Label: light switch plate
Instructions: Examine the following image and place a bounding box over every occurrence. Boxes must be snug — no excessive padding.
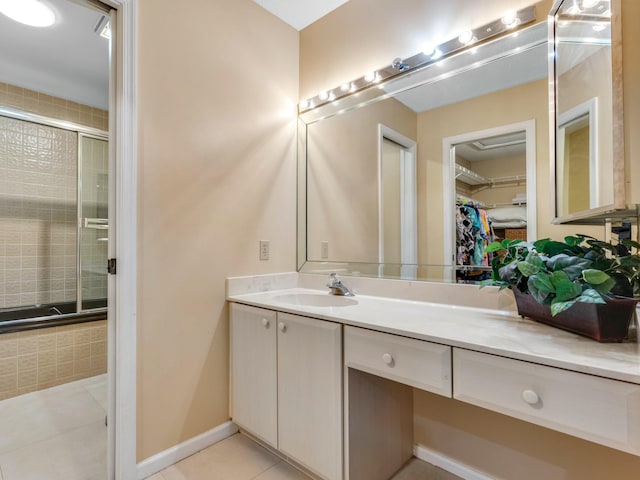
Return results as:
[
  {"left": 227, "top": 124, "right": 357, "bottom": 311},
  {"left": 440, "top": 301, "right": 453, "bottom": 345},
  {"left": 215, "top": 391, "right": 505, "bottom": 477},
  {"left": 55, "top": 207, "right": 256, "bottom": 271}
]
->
[{"left": 260, "top": 240, "right": 270, "bottom": 261}]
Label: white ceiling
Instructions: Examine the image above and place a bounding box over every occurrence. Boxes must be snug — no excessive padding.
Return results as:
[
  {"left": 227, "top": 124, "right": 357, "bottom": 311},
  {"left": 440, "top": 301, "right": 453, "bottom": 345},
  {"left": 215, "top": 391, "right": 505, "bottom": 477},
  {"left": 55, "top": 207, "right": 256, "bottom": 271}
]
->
[
  {"left": 0, "top": 0, "right": 110, "bottom": 110},
  {"left": 252, "top": 0, "right": 350, "bottom": 30}
]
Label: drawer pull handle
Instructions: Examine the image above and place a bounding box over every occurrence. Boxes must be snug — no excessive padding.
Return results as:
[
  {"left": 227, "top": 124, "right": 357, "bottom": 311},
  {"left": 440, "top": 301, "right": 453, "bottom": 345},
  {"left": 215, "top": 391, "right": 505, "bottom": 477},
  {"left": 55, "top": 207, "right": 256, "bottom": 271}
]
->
[
  {"left": 261, "top": 318, "right": 270, "bottom": 328},
  {"left": 522, "top": 389, "right": 539, "bottom": 405},
  {"left": 278, "top": 322, "right": 286, "bottom": 332},
  {"left": 382, "top": 353, "right": 394, "bottom": 366}
]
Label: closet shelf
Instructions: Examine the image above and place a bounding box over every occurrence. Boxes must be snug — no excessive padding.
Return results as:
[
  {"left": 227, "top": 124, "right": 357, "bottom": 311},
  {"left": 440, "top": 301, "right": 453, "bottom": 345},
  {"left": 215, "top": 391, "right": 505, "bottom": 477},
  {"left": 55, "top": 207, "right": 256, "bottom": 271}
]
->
[
  {"left": 455, "top": 164, "right": 526, "bottom": 189},
  {"left": 455, "top": 164, "right": 488, "bottom": 185}
]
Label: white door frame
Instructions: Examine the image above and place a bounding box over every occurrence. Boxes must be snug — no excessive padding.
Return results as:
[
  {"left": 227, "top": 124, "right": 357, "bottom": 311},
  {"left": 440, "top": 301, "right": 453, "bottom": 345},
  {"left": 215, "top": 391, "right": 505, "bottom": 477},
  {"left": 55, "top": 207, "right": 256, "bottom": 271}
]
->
[
  {"left": 378, "top": 125, "right": 418, "bottom": 278},
  {"left": 442, "top": 120, "right": 537, "bottom": 278},
  {"left": 103, "top": 0, "right": 137, "bottom": 479}
]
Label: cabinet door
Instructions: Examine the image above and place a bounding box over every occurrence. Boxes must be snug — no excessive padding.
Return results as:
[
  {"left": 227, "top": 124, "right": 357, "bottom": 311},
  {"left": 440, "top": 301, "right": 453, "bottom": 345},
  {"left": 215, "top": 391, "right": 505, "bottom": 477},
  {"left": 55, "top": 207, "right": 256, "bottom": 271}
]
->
[
  {"left": 229, "top": 303, "right": 277, "bottom": 447},
  {"left": 277, "top": 313, "right": 342, "bottom": 480}
]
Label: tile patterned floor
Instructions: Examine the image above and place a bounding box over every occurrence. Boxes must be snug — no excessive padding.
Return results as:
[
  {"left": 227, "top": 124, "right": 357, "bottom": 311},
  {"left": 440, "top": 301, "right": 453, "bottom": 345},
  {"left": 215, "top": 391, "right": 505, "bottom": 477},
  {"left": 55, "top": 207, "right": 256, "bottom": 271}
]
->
[
  {"left": 146, "top": 433, "right": 463, "bottom": 480},
  {"left": 0, "top": 374, "right": 461, "bottom": 480},
  {"left": 0, "top": 374, "right": 107, "bottom": 480}
]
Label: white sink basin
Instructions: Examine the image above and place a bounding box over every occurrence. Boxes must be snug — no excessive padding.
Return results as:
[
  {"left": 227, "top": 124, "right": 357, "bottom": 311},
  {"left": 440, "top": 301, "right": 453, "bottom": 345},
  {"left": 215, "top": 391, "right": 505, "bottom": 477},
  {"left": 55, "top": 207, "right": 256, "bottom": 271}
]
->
[{"left": 273, "top": 293, "right": 358, "bottom": 307}]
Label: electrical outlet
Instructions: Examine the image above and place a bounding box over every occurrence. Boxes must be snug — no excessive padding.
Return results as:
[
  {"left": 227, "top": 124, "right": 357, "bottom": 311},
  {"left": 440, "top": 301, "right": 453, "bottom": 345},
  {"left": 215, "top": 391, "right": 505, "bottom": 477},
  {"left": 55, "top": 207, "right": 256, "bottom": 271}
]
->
[
  {"left": 260, "top": 240, "right": 270, "bottom": 261},
  {"left": 321, "top": 241, "right": 329, "bottom": 259}
]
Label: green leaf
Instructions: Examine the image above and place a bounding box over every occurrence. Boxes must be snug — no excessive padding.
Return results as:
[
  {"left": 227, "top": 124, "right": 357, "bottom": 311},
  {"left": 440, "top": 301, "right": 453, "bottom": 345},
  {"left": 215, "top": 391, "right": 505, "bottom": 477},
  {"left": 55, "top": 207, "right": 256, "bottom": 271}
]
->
[
  {"left": 540, "top": 241, "right": 572, "bottom": 257},
  {"left": 517, "top": 261, "right": 540, "bottom": 277},
  {"left": 547, "top": 255, "right": 592, "bottom": 280},
  {"left": 527, "top": 276, "right": 551, "bottom": 304},
  {"left": 498, "top": 263, "right": 518, "bottom": 283},
  {"left": 530, "top": 272, "right": 555, "bottom": 293},
  {"left": 593, "top": 277, "right": 616, "bottom": 295},
  {"left": 533, "top": 238, "right": 551, "bottom": 251},
  {"left": 486, "top": 242, "right": 503, "bottom": 253},
  {"left": 575, "top": 288, "right": 606, "bottom": 304},
  {"left": 582, "top": 269, "right": 611, "bottom": 285},
  {"left": 551, "top": 299, "right": 575, "bottom": 316},
  {"left": 549, "top": 271, "right": 578, "bottom": 300},
  {"left": 621, "top": 239, "right": 640, "bottom": 251}
]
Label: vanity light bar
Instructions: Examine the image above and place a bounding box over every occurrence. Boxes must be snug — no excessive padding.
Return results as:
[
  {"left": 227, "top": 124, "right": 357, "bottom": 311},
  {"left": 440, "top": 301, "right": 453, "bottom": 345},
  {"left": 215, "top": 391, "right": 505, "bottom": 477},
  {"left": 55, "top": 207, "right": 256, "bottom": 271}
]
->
[{"left": 298, "top": 5, "right": 537, "bottom": 113}]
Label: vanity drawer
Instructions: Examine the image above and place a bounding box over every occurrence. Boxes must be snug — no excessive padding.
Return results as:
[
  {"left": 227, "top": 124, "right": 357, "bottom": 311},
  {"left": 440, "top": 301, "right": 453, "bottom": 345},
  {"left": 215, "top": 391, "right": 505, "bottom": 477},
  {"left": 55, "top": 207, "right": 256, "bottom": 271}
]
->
[
  {"left": 453, "top": 348, "right": 640, "bottom": 455},
  {"left": 344, "top": 326, "right": 451, "bottom": 397}
]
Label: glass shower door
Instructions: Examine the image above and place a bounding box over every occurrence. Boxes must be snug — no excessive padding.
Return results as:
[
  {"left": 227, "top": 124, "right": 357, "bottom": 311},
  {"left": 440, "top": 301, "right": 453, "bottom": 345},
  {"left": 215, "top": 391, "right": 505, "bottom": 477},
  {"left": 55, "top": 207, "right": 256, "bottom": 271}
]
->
[{"left": 78, "top": 134, "right": 109, "bottom": 311}]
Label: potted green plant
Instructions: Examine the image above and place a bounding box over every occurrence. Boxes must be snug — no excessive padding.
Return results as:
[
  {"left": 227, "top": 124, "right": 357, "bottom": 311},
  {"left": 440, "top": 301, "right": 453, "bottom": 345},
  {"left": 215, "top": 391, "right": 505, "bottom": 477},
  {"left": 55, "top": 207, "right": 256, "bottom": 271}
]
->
[{"left": 481, "top": 235, "right": 640, "bottom": 342}]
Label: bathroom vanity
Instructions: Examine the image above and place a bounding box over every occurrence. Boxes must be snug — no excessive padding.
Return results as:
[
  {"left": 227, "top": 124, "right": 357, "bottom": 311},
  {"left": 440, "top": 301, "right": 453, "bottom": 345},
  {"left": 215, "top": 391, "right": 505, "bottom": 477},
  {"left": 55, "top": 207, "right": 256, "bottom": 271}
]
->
[{"left": 227, "top": 273, "right": 640, "bottom": 480}]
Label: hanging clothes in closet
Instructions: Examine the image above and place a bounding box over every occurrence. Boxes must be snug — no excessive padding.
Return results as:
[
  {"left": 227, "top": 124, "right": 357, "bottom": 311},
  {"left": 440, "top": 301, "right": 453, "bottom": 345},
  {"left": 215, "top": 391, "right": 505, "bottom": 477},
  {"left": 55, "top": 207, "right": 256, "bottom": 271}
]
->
[{"left": 456, "top": 202, "right": 493, "bottom": 281}]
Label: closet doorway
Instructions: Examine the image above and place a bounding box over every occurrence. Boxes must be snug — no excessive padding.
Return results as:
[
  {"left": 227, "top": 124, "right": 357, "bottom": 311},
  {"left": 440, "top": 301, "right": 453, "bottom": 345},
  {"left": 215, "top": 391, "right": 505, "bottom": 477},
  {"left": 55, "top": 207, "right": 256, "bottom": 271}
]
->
[
  {"left": 378, "top": 125, "right": 417, "bottom": 279},
  {"left": 442, "top": 121, "right": 537, "bottom": 283}
]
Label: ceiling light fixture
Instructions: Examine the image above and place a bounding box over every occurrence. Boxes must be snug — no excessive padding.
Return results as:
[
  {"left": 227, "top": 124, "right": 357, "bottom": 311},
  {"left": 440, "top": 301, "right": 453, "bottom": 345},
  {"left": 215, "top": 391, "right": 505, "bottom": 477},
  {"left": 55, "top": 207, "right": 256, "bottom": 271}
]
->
[
  {"left": 298, "top": 5, "right": 535, "bottom": 113},
  {"left": 0, "top": 0, "right": 55, "bottom": 27}
]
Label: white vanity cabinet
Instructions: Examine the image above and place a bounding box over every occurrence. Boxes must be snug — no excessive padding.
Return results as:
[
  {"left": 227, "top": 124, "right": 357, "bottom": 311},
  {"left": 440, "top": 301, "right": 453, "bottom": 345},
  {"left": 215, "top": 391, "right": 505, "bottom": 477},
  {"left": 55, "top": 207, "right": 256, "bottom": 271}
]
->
[
  {"left": 229, "top": 303, "right": 343, "bottom": 480},
  {"left": 453, "top": 348, "right": 640, "bottom": 455}
]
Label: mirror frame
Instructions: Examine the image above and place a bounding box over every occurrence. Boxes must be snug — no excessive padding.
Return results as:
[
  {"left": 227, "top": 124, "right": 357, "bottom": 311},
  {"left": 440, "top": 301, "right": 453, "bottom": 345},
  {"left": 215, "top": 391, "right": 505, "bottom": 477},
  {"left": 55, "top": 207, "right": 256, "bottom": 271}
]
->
[{"left": 549, "top": 0, "right": 630, "bottom": 224}]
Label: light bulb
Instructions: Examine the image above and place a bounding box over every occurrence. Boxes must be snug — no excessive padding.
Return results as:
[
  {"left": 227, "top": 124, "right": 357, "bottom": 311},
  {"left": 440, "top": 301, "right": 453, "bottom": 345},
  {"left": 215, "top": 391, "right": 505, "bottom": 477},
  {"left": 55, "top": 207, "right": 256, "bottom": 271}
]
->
[
  {"left": 581, "top": 0, "right": 599, "bottom": 8},
  {"left": 364, "top": 71, "right": 377, "bottom": 82},
  {"left": 422, "top": 43, "right": 436, "bottom": 57},
  {"left": 0, "top": 0, "right": 55, "bottom": 27},
  {"left": 432, "top": 48, "right": 443, "bottom": 60},
  {"left": 298, "top": 100, "right": 309, "bottom": 110},
  {"left": 501, "top": 9, "right": 519, "bottom": 28},
  {"left": 340, "top": 83, "right": 351, "bottom": 92},
  {"left": 458, "top": 30, "right": 473, "bottom": 45}
]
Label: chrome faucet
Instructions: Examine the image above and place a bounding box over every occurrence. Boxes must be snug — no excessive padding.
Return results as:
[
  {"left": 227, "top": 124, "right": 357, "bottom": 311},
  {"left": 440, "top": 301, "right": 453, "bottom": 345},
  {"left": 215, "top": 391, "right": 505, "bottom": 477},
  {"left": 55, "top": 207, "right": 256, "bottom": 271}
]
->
[{"left": 326, "top": 273, "right": 354, "bottom": 296}]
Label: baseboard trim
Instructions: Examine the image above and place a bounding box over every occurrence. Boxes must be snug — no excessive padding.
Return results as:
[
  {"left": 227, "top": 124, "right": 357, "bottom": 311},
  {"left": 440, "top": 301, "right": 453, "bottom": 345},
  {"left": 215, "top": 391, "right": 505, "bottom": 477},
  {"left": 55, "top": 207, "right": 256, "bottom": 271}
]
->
[
  {"left": 414, "top": 444, "right": 495, "bottom": 480},
  {"left": 137, "top": 421, "right": 238, "bottom": 479}
]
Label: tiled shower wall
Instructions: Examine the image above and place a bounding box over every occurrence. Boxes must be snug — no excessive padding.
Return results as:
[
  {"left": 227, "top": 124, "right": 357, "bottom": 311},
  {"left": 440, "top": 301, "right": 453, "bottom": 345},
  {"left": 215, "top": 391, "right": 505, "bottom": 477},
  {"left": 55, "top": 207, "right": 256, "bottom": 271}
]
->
[
  {"left": 0, "top": 117, "right": 78, "bottom": 308},
  {"left": 0, "top": 320, "right": 107, "bottom": 400},
  {"left": 0, "top": 83, "right": 108, "bottom": 309}
]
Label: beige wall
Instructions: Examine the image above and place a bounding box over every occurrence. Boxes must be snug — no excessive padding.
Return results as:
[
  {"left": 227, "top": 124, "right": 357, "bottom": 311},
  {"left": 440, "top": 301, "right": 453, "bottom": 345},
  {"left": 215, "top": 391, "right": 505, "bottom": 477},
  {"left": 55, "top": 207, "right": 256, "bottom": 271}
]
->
[
  {"left": 306, "top": 97, "right": 416, "bottom": 263},
  {"left": 136, "top": 0, "right": 298, "bottom": 461},
  {"left": 299, "top": 1, "right": 640, "bottom": 478}
]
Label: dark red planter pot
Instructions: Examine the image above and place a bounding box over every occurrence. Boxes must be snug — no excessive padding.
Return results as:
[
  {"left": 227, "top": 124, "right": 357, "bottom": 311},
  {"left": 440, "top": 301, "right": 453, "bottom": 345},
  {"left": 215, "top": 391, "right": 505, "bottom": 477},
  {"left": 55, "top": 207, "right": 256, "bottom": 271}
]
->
[{"left": 512, "top": 288, "right": 638, "bottom": 343}]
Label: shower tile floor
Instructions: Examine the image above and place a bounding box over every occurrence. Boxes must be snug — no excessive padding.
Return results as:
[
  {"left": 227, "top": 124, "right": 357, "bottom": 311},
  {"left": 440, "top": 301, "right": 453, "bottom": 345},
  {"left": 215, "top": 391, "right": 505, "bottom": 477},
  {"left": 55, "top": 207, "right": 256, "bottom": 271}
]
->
[
  {"left": 0, "top": 374, "right": 107, "bottom": 480},
  {"left": 146, "top": 433, "right": 463, "bottom": 480}
]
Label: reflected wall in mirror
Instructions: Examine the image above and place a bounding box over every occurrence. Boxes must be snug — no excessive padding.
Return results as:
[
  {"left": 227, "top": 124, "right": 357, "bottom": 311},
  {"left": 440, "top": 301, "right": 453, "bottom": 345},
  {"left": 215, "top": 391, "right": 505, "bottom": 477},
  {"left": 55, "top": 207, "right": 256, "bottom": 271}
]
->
[{"left": 551, "top": 0, "right": 626, "bottom": 221}]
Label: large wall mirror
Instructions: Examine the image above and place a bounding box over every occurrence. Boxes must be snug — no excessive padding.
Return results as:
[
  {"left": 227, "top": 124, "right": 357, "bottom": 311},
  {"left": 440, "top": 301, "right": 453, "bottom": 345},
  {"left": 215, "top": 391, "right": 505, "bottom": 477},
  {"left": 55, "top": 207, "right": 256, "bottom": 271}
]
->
[
  {"left": 298, "top": 20, "right": 549, "bottom": 283},
  {"left": 550, "top": 0, "right": 629, "bottom": 222}
]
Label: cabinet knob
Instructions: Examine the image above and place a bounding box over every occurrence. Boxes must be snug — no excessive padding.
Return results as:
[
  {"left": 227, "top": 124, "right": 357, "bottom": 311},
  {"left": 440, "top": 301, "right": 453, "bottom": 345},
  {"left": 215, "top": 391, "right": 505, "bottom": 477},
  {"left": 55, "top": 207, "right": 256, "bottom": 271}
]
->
[
  {"left": 261, "top": 318, "right": 269, "bottom": 328},
  {"left": 382, "top": 353, "right": 394, "bottom": 366},
  {"left": 278, "top": 322, "right": 286, "bottom": 332},
  {"left": 522, "top": 389, "right": 540, "bottom": 405}
]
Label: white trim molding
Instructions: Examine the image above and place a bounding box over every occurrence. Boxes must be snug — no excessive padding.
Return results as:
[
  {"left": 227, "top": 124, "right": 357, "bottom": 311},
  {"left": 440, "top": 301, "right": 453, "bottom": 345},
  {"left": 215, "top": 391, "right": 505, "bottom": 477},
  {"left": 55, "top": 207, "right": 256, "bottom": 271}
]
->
[
  {"left": 104, "top": 0, "right": 138, "bottom": 479},
  {"left": 414, "top": 444, "right": 495, "bottom": 480},
  {"left": 137, "top": 422, "right": 239, "bottom": 479}
]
